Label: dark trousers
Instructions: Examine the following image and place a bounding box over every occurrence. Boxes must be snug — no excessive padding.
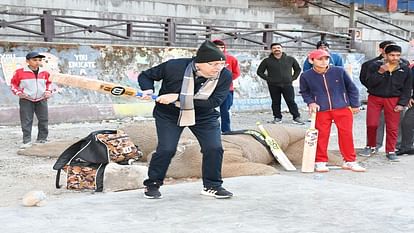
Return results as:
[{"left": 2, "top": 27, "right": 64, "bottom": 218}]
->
[
  {"left": 400, "top": 107, "right": 414, "bottom": 151},
  {"left": 267, "top": 83, "right": 300, "bottom": 119},
  {"left": 145, "top": 114, "right": 224, "bottom": 188},
  {"left": 375, "top": 111, "right": 385, "bottom": 148},
  {"left": 19, "top": 98, "right": 48, "bottom": 143},
  {"left": 220, "top": 91, "right": 233, "bottom": 133}
]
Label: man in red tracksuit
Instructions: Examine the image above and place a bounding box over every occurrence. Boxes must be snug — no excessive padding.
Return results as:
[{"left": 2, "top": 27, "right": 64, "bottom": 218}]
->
[
  {"left": 364, "top": 44, "right": 412, "bottom": 161},
  {"left": 300, "top": 49, "right": 365, "bottom": 172},
  {"left": 212, "top": 40, "right": 241, "bottom": 133},
  {"left": 10, "top": 51, "right": 52, "bottom": 148}
]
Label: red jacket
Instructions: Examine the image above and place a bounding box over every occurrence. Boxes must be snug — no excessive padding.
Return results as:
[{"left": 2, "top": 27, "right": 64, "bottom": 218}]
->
[
  {"left": 10, "top": 66, "right": 51, "bottom": 102},
  {"left": 225, "top": 53, "right": 240, "bottom": 91},
  {"left": 213, "top": 40, "right": 240, "bottom": 91}
]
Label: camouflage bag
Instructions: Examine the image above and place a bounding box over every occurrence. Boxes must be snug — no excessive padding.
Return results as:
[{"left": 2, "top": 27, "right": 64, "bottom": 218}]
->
[
  {"left": 53, "top": 130, "right": 142, "bottom": 192},
  {"left": 97, "top": 130, "right": 142, "bottom": 164}
]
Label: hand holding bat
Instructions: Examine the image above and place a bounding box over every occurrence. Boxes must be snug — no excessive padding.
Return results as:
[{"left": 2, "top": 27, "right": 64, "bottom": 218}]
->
[
  {"left": 137, "top": 89, "right": 155, "bottom": 100},
  {"left": 155, "top": 93, "right": 179, "bottom": 105},
  {"left": 308, "top": 103, "right": 320, "bottom": 115}
]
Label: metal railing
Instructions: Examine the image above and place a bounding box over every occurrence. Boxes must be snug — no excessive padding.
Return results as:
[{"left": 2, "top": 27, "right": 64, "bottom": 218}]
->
[
  {"left": 0, "top": 10, "right": 351, "bottom": 50},
  {"left": 303, "top": 0, "right": 411, "bottom": 42}
]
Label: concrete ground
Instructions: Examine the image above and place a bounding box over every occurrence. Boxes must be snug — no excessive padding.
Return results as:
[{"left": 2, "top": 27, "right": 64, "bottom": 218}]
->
[
  {"left": 1, "top": 174, "right": 414, "bottom": 233},
  {"left": 2, "top": 110, "right": 414, "bottom": 233}
]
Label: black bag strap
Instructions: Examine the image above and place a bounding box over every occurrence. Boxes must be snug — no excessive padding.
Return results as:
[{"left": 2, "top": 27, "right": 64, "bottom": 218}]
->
[
  {"left": 53, "top": 139, "right": 86, "bottom": 170},
  {"left": 95, "top": 164, "right": 107, "bottom": 192},
  {"left": 55, "top": 169, "right": 62, "bottom": 189},
  {"left": 222, "top": 129, "right": 268, "bottom": 148}
]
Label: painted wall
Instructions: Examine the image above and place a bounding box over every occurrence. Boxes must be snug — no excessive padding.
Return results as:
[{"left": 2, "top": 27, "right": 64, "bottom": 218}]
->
[{"left": 0, "top": 41, "right": 364, "bottom": 125}]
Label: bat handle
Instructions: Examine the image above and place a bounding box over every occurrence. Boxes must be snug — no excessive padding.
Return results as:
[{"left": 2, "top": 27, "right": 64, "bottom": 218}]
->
[
  {"left": 256, "top": 122, "right": 270, "bottom": 138},
  {"left": 136, "top": 92, "right": 158, "bottom": 100},
  {"left": 310, "top": 111, "right": 317, "bottom": 129}
]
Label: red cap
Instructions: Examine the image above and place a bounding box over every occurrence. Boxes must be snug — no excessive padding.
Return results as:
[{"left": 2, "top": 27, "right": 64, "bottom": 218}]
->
[{"left": 308, "top": 49, "right": 330, "bottom": 60}]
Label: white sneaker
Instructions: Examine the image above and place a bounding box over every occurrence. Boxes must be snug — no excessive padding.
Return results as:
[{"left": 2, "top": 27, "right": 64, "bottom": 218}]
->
[
  {"left": 315, "top": 162, "right": 329, "bottom": 172},
  {"left": 342, "top": 161, "right": 366, "bottom": 172},
  {"left": 19, "top": 142, "right": 32, "bottom": 149}
]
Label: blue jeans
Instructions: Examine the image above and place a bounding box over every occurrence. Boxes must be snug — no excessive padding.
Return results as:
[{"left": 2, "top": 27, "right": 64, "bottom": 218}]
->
[
  {"left": 145, "top": 113, "right": 224, "bottom": 188},
  {"left": 220, "top": 91, "right": 233, "bottom": 133}
]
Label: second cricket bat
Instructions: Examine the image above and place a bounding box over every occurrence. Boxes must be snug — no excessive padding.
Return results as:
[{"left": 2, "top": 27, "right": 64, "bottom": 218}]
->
[
  {"left": 256, "top": 122, "right": 296, "bottom": 171},
  {"left": 301, "top": 112, "right": 318, "bottom": 173}
]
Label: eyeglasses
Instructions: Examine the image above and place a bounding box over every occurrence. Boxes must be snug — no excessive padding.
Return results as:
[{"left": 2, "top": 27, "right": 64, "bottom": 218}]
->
[{"left": 207, "top": 62, "right": 226, "bottom": 69}]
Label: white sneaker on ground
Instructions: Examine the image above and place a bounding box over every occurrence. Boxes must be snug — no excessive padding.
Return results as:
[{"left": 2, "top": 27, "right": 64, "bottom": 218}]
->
[
  {"left": 19, "top": 142, "right": 32, "bottom": 149},
  {"left": 315, "top": 162, "right": 329, "bottom": 172},
  {"left": 342, "top": 161, "right": 366, "bottom": 172}
]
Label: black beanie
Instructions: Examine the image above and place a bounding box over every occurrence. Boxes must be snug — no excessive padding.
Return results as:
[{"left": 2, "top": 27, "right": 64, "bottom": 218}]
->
[
  {"left": 194, "top": 40, "right": 226, "bottom": 63},
  {"left": 385, "top": 44, "right": 401, "bottom": 54}
]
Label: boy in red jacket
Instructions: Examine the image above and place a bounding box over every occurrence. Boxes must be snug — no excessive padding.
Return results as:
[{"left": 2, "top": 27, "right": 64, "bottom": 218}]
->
[
  {"left": 10, "top": 52, "right": 52, "bottom": 148},
  {"left": 213, "top": 40, "right": 240, "bottom": 133},
  {"left": 300, "top": 49, "right": 365, "bottom": 172}
]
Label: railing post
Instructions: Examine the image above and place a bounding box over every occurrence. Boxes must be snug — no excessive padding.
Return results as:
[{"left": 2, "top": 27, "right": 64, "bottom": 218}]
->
[
  {"left": 205, "top": 26, "right": 212, "bottom": 40},
  {"left": 263, "top": 24, "right": 273, "bottom": 50},
  {"left": 348, "top": 2, "right": 358, "bottom": 52},
  {"left": 41, "top": 10, "right": 55, "bottom": 42},
  {"left": 126, "top": 21, "right": 132, "bottom": 39},
  {"left": 164, "top": 18, "right": 176, "bottom": 46},
  {"left": 319, "top": 33, "right": 326, "bottom": 42}
]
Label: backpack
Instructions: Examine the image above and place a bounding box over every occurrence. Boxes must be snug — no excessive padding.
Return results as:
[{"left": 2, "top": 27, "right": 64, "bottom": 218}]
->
[{"left": 53, "top": 129, "right": 142, "bottom": 192}]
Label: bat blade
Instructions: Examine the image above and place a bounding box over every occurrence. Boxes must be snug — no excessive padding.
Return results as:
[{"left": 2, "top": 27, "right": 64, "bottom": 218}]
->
[
  {"left": 50, "top": 73, "right": 147, "bottom": 98},
  {"left": 256, "top": 122, "right": 296, "bottom": 171},
  {"left": 301, "top": 112, "right": 318, "bottom": 173}
]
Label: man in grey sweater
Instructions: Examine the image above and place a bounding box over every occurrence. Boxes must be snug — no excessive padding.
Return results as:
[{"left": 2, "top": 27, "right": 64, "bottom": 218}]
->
[{"left": 257, "top": 43, "right": 304, "bottom": 124}]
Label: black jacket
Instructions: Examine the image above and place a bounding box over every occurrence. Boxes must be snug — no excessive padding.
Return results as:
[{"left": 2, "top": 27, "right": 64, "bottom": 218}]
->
[
  {"left": 360, "top": 55, "right": 409, "bottom": 88},
  {"left": 138, "top": 58, "right": 232, "bottom": 120},
  {"left": 257, "top": 53, "right": 301, "bottom": 86},
  {"left": 366, "top": 60, "right": 412, "bottom": 106}
]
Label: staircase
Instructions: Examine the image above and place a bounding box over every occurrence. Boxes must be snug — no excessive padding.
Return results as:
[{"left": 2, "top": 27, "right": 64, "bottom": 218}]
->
[
  {"left": 291, "top": 0, "right": 414, "bottom": 57},
  {"left": 247, "top": 0, "right": 350, "bottom": 51}
]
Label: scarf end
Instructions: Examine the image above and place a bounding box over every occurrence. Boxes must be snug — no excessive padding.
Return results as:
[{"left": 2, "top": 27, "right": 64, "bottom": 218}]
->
[{"left": 178, "top": 110, "right": 195, "bottom": 127}]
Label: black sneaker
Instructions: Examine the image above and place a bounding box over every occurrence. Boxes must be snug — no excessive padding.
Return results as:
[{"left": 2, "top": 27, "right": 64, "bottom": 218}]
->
[
  {"left": 293, "top": 117, "right": 305, "bottom": 125},
  {"left": 386, "top": 152, "right": 400, "bottom": 162},
  {"left": 271, "top": 118, "right": 282, "bottom": 124},
  {"left": 201, "top": 186, "right": 233, "bottom": 199},
  {"left": 396, "top": 149, "right": 414, "bottom": 156},
  {"left": 144, "top": 185, "right": 162, "bottom": 199}
]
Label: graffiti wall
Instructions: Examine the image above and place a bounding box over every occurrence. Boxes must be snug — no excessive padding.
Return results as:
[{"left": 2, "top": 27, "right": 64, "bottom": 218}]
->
[{"left": 0, "top": 41, "right": 364, "bottom": 125}]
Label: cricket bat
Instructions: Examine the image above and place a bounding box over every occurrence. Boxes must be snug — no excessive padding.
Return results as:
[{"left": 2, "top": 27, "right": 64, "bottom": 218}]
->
[
  {"left": 50, "top": 73, "right": 157, "bottom": 99},
  {"left": 256, "top": 122, "right": 296, "bottom": 171},
  {"left": 301, "top": 112, "right": 318, "bottom": 173}
]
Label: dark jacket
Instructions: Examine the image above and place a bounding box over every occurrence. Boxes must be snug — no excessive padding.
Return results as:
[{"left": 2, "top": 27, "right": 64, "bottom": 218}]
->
[
  {"left": 359, "top": 55, "right": 382, "bottom": 88},
  {"left": 299, "top": 66, "right": 360, "bottom": 112},
  {"left": 360, "top": 55, "right": 409, "bottom": 88},
  {"left": 257, "top": 53, "right": 301, "bottom": 86},
  {"left": 365, "top": 60, "right": 412, "bottom": 106},
  {"left": 138, "top": 58, "right": 232, "bottom": 120}
]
